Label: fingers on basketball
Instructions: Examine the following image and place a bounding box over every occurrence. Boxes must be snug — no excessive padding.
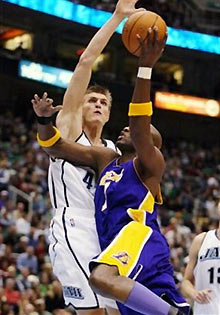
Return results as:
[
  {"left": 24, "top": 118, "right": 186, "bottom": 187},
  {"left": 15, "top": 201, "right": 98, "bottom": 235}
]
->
[{"left": 122, "top": 11, "right": 167, "bottom": 57}]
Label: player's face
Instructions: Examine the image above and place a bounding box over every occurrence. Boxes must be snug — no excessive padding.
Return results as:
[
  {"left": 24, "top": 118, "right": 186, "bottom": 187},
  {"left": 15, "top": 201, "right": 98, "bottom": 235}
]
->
[
  {"left": 82, "top": 92, "right": 110, "bottom": 127},
  {"left": 116, "top": 127, "right": 134, "bottom": 152},
  {"left": 116, "top": 124, "right": 162, "bottom": 153}
]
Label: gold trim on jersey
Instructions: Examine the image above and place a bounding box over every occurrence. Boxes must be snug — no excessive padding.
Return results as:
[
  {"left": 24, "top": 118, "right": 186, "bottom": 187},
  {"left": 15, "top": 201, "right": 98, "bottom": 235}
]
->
[
  {"left": 100, "top": 169, "right": 124, "bottom": 186},
  {"left": 92, "top": 222, "right": 152, "bottom": 277},
  {"left": 127, "top": 190, "right": 155, "bottom": 224},
  {"left": 155, "top": 185, "right": 163, "bottom": 205}
]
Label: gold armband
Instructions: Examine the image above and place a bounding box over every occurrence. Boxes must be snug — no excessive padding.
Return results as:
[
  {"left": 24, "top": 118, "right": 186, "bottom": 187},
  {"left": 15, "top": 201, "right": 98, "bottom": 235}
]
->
[
  {"left": 128, "top": 102, "right": 153, "bottom": 116},
  {"left": 37, "top": 126, "right": 61, "bottom": 147}
]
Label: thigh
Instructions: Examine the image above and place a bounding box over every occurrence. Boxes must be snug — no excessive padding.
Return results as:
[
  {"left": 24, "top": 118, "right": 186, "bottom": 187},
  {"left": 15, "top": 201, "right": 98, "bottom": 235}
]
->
[
  {"left": 49, "top": 210, "right": 118, "bottom": 311},
  {"left": 90, "top": 221, "right": 153, "bottom": 278}
]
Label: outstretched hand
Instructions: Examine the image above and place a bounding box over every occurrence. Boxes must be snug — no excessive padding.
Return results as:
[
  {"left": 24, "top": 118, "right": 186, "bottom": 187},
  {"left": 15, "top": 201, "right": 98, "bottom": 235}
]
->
[
  {"left": 137, "top": 27, "right": 168, "bottom": 67},
  {"left": 194, "top": 289, "right": 212, "bottom": 304},
  {"left": 115, "top": 0, "right": 145, "bottom": 18},
  {"left": 32, "top": 92, "right": 63, "bottom": 117}
]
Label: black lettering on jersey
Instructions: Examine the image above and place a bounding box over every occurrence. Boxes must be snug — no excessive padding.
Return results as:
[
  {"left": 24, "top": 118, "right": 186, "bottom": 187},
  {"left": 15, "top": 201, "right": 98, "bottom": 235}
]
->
[
  {"left": 63, "top": 286, "right": 84, "bottom": 300},
  {"left": 83, "top": 171, "right": 94, "bottom": 190},
  {"left": 208, "top": 267, "right": 220, "bottom": 284},
  {"left": 200, "top": 247, "right": 220, "bottom": 261}
]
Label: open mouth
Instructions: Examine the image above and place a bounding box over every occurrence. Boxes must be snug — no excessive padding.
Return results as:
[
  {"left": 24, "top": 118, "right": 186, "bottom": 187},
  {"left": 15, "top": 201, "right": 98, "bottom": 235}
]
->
[
  {"left": 117, "top": 135, "right": 123, "bottom": 141},
  {"left": 94, "top": 110, "right": 102, "bottom": 115}
]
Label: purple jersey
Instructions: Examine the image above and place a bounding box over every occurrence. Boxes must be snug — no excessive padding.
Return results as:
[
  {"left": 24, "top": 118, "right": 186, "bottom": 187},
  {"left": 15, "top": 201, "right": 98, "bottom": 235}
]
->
[
  {"left": 92, "top": 159, "right": 190, "bottom": 314},
  {"left": 95, "top": 159, "right": 161, "bottom": 250}
]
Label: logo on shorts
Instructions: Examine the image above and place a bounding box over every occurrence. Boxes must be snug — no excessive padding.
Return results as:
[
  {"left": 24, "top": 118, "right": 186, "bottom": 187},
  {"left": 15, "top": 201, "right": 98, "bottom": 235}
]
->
[
  {"left": 63, "top": 286, "right": 84, "bottom": 300},
  {"left": 70, "top": 218, "right": 75, "bottom": 227},
  {"left": 112, "top": 251, "right": 130, "bottom": 265}
]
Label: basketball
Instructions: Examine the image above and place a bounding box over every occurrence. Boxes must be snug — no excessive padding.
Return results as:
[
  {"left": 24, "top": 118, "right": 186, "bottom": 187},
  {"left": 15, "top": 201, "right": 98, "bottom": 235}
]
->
[{"left": 122, "top": 11, "right": 167, "bottom": 57}]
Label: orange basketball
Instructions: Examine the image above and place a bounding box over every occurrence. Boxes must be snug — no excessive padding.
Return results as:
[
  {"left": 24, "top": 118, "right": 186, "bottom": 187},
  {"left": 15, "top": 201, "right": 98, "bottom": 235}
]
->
[{"left": 122, "top": 11, "right": 167, "bottom": 57}]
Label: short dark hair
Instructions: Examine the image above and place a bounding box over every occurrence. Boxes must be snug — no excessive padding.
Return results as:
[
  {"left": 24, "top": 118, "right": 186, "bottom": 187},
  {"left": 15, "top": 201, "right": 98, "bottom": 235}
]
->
[{"left": 85, "top": 85, "right": 112, "bottom": 107}]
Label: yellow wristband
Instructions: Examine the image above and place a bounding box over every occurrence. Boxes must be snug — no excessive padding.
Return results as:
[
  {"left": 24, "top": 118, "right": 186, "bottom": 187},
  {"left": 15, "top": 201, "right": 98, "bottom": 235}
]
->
[
  {"left": 37, "top": 126, "right": 61, "bottom": 147},
  {"left": 128, "top": 102, "right": 153, "bottom": 116}
]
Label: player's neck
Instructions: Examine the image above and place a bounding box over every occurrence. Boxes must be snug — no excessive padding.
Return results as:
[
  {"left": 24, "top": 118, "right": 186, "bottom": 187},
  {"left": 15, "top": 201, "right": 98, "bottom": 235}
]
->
[
  {"left": 118, "top": 152, "right": 136, "bottom": 164},
  {"left": 84, "top": 124, "right": 103, "bottom": 146}
]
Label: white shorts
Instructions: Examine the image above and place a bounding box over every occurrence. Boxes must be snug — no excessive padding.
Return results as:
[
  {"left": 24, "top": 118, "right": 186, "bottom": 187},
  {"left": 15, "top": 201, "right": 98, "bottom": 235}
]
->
[{"left": 48, "top": 206, "right": 118, "bottom": 310}]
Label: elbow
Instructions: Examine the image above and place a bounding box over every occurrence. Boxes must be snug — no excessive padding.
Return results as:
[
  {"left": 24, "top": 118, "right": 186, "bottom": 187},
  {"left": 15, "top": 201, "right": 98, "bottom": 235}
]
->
[
  {"left": 42, "top": 142, "right": 62, "bottom": 157},
  {"left": 78, "top": 53, "right": 93, "bottom": 68},
  {"left": 179, "top": 282, "right": 185, "bottom": 295}
]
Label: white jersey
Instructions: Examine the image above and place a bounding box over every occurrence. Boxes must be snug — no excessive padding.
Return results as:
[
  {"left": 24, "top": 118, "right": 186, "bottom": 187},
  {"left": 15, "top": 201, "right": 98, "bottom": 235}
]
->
[
  {"left": 47, "top": 131, "right": 118, "bottom": 310},
  {"left": 194, "top": 230, "right": 220, "bottom": 315},
  {"left": 48, "top": 132, "right": 116, "bottom": 215}
]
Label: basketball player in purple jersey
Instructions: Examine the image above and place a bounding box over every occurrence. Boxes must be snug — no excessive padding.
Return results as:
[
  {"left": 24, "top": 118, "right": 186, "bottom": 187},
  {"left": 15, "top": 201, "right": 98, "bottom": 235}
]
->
[{"left": 33, "top": 27, "right": 189, "bottom": 315}]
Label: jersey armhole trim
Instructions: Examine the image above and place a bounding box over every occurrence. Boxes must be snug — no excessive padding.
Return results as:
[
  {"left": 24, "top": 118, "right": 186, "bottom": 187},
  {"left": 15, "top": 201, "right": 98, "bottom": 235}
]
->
[{"left": 195, "top": 232, "right": 208, "bottom": 268}]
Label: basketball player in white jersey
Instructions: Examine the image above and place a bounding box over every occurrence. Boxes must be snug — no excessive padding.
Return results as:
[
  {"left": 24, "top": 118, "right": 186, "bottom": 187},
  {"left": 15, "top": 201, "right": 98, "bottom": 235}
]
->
[
  {"left": 181, "top": 199, "right": 220, "bottom": 315},
  {"left": 32, "top": 1, "right": 145, "bottom": 314}
]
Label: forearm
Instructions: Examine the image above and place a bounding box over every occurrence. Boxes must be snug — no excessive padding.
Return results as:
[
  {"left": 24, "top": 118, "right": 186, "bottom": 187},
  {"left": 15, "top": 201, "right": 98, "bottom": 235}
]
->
[
  {"left": 131, "top": 77, "right": 151, "bottom": 104},
  {"left": 80, "top": 12, "right": 124, "bottom": 65},
  {"left": 37, "top": 122, "right": 99, "bottom": 168},
  {"left": 37, "top": 122, "right": 63, "bottom": 157},
  {"left": 181, "top": 279, "right": 197, "bottom": 300},
  {"left": 62, "top": 12, "right": 124, "bottom": 115},
  {"left": 37, "top": 123, "right": 56, "bottom": 141},
  {"left": 129, "top": 77, "right": 152, "bottom": 152}
]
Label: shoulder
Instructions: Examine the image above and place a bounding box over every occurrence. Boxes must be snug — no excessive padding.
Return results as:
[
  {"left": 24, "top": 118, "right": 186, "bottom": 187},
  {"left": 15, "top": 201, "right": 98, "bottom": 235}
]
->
[
  {"left": 190, "top": 232, "right": 207, "bottom": 254},
  {"left": 56, "top": 109, "right": 83, "bottom": 140},
  {"left": 194, "top": 232, "right": 207, "bottom": 244}
]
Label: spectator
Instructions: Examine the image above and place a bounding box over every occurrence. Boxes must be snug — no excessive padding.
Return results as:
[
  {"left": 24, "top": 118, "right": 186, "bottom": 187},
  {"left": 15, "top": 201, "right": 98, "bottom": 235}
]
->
[
  {"left": 14, "top": 235, "right": 29, "bottom": 253},
  {"left": 45, "top": 280, "right": 65, "bottom": 313},
  {"left": 16, "top": 267, "right": 32, "bottom": 292},
  {"left": 17, "top": 246, "right": 38, "bottom": 274},
  {"left": 35, "top": 298, "right": 52, "bottom": 315},
  {"left": 15, "top": 211, "right": 31, "bottom": 235},
  {"left": 4, "top": 278, "right": 20, "bottom": 312},
  {"left": 0, "top": 159, "right": 11, "bottom": 191}
]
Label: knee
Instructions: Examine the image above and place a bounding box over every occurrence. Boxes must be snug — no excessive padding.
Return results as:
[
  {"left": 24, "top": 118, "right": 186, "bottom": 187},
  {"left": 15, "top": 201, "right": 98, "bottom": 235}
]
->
[
  {"left": 89, "top": 264, "right": 118, "bottom": 297},
  {"left": 89, "top": 265, "right": 108, "bottom": 292}
]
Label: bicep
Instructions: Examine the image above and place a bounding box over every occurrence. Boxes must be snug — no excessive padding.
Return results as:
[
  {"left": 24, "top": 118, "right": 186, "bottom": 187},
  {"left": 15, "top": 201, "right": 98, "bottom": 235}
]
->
[
  {"left": 184, "top": 259, "right": 196, "bottom": 283},
  {"left": 136, "top": 147, "right": 165, "bottom": 179},
  {"left": 56, "top": 105, "right": 83, "bottom": 140},
  {"left": 183, "top": 235, "right": 204, "bottom": 282}
]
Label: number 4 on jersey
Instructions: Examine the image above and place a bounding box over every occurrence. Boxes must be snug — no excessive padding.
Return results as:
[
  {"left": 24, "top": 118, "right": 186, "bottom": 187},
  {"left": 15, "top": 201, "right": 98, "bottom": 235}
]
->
[{"left": 83, "top": 172, "right": 94, "bottom": 190}]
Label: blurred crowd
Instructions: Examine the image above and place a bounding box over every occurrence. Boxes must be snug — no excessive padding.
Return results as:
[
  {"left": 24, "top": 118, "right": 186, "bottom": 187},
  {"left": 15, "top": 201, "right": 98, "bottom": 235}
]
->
[
  {"left": 72, "top": 0, "right": 195, "bottom": 33},
  {"left": 0, "top": 110, "right": 219, "bottom": 314},
  {"left": 160, "top": 141, "right": 220, "bottom": 286},
  {"left": 0, "top": 112, "right": 73, "bottom": 314},
  {"left": 72, "top": 0, "right": 220, "bottom": 36}
]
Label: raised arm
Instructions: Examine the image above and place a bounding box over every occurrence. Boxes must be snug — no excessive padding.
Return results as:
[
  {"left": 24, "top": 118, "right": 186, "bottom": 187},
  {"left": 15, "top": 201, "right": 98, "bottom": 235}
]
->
[
  {"left": 129, "top": 28, "right": 167, "bottom": 182},
  {"left": 32, "top": 93, "right": 118, "bottom": 173},
  {"left": 181, "top": 232, "right": 212, "bottom": 304},
  {"left": 57, "top": 0, "right": 145, "bottom": 139}
]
